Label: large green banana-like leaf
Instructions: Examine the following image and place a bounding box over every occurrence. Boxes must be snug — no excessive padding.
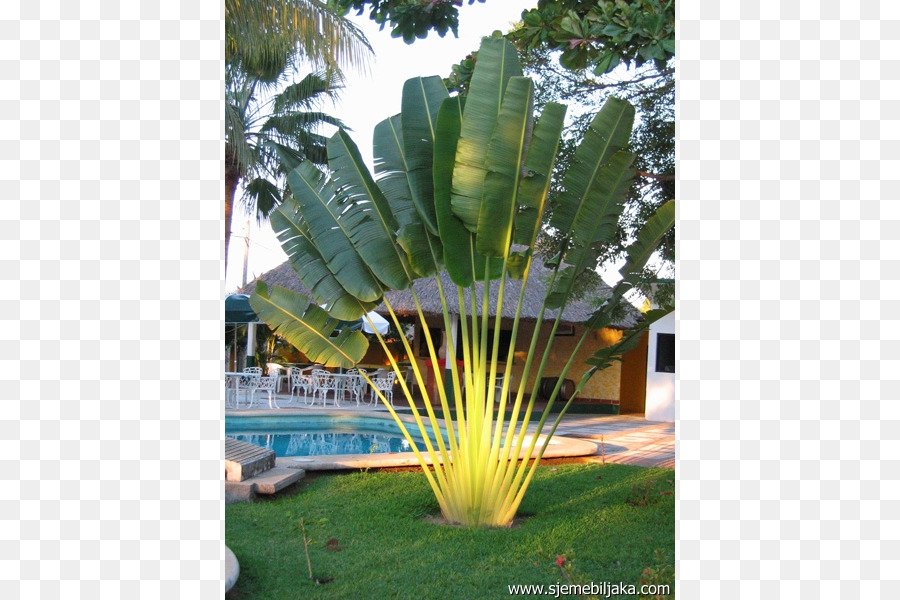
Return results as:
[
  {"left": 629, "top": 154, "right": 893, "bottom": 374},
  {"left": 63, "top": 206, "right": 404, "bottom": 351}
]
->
[
  {"left": 582, "top": 308, "right": 672, "bottom": 376},
  {"left": 270, "top": 197, "right": 378, "bottom": 321},
  {"left": 373, "top": 114, "right": 442, "bottom": 278},
  {"left": 401, "top": 76, "right": 449, "bottom": 236},
  {"left": 249, "top": 282, "right": 369, "bottom": 369},
  {"left": 549, "top": 97, "right": 634, "bottom": 236},
  {"left": 513, "top": 102, "right": 567, "bottom": 247},
  {"left": 450, "top": 37, "right": 523, "bottom": 231},
  {"left": 373, "top": 115, "right": 417, "bottom": 228},
  {"left": 327, "top": 129, "right": 414, "bottom": 290},
  {"left": 288, "top": 161, "right": 385, "bottom": 302},
  {"left": 615, "top": 200, "right": 675, "bottom": 289},
  {"left": 434, "top": 96, "right": 503, "bottom": 286},
  {"left": 434, "top": 96, "right": 476, "bottom": 287},
  {"left": 583, "top": 201, "right": 675, "bottom": 330},
  {"left": 546, "top": 150, "right": 636, "bottom": 309},
  {"left": 475, "top": 76, "right": 534, "bottom": 258}
]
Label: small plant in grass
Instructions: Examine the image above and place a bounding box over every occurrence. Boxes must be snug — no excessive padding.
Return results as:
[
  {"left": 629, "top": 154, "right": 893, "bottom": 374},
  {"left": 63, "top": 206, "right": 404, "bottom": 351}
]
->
[
  {"left": 289, "top": 514, "right": 334, "bottom": 584},
  {"left": 637, "top": 549, "right": 675, "bottom": 600},
  {"left": 625, "top": 478, "right": 675, "bottom": 507},
  {"left": 552, "top": 552, "right": 599, "bottom": 600},
  {"left": 250, "top": 37, "right": 674, "bottom": 527}
]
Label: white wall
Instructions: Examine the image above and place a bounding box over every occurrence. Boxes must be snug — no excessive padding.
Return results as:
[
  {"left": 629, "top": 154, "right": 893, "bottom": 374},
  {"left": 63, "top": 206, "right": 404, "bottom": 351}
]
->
[{"left": 645, "top": 311, "right": 676, "bottom": 422}]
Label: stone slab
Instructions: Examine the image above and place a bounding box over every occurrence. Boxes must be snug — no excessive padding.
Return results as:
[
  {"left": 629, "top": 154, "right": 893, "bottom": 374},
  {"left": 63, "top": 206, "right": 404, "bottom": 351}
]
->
[{"left": 225, "top": 438, "right": 276, "bottom": 482}]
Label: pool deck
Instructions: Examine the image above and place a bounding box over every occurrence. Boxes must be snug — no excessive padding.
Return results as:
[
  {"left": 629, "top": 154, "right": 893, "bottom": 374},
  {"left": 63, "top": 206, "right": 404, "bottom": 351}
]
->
[{"left": 225, "top": 392, "right": 675, "bottom": 469}]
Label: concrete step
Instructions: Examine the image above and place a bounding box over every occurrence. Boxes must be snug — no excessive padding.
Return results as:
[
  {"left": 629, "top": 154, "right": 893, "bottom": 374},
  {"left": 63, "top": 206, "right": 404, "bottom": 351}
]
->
[
  {"left": 250, "top": 466, "right": 306, "bottom": 494},
  {"left": 225, "top": 467, "right": 306, "bottom": 504}
]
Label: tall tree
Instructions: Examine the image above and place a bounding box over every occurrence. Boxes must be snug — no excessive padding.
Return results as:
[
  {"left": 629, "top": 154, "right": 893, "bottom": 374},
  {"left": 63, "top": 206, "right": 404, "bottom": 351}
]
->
[
  {"left": 225, "top": 0, "right": 374, "bottom": 278},
  {"left": 225, "top": 66, "right": 347, "bottom": 277}
]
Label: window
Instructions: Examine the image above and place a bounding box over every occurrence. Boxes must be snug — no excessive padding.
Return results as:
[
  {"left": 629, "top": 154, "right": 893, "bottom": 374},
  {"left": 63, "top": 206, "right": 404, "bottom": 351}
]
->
[
  {"left": 455, "top": 326, "right": 512, "bottom": 362},
  {"left": 655, "top": 333, "right": 675, "bottom": 373}
]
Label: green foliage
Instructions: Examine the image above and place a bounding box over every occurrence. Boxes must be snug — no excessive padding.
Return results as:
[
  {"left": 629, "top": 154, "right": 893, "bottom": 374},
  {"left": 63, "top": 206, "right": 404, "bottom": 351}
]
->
[
  {"left": 443, "top": 11, "right": 675, "bottom": 305},
  {"left": 331, "top": 0, "right": 487, "bottom": 43},
  {"left": 249, "top": 281, "right": 370, "bottom": 368},
  {"left": 253, "top": 38, "right": 674, "bottom": 527},
  {"left": 225, "top": 464, "right": 675, "bottom": 599},
  {"left": 510, "top": 0, "right": 675, "bottom": 75},
  {"left": 330, "top": 0, "right": 675, "bottom": 77}
]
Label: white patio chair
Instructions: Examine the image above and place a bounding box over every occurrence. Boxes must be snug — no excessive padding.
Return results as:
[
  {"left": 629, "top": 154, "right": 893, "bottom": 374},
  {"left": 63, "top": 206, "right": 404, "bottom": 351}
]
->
[
  {"left": 313, "top": 369, "right": 341, "bottom": 407},
  {"left": 266, "top": 363, "right": 290, "bottom": 393},
  {"left": 370, "top": 371, "right": 396, "bottom": 407},
  {"left": 243, "top": 367, "right": 262, "bottom": 375},
  {"left": 289, "top": 366, "right": 316, "bottom": 405},
  {"left": 236, "top": 371, "right": 261, "bottom": 408},
  {"left": 251, "top": 375, "right": 280, "bottom": 409},
  {"left": 225, "top": 374, "right": 240, "bottom": 409},
  {"left": 494, "top": 373, "right": 513, "bottom": 404},
  {"left": 403, "top": 367, "right": 419, "bottom": 397},
  {"left": 364, "top": 370, "right": 388, "bottom": 405},
  {"left": 343, "top": 369, "right": 367, "bottom": 406}
]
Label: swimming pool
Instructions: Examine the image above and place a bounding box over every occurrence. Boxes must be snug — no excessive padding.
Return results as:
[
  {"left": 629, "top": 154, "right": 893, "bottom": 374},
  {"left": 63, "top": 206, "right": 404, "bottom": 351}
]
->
[
  {"left": 225, "top": 413, "right": 442, "bottom": 457},
  {"left": 224, "top": 410, "right": 599, "bottom": 470}
]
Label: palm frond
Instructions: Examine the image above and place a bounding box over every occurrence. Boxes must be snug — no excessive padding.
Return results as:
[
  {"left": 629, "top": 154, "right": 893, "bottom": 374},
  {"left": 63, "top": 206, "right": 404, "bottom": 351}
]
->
[
  {"left": 226, "top": 0, "right": 373, "bottom": 77},
  {"left": 272, "top": 70, "right": 344, "bottom": 114},
  {"left": 241, "top": 177, "right": 283, "bottom": 222}
]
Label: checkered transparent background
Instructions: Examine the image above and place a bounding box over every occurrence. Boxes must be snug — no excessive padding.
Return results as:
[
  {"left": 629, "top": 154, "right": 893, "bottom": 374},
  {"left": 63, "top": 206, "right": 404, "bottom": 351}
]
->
[
  {"left": 679, "top": 2, "right": 896, "bottom": 598},
  {"left": 1, "top": 2, "right": 222, "bottom": 598},
  {"left": 2, "top": 0, "right": 896, "bottom": 597}
]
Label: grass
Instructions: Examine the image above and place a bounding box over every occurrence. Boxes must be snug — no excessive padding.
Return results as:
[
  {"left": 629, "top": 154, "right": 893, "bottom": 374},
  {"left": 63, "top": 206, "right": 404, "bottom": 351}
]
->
[{"left": 225, "top": 463, "right": 675, "bottom": 599}]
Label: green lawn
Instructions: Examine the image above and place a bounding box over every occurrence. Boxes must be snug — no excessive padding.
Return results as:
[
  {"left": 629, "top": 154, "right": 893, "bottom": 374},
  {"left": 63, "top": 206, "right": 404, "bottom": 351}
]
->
[{"left": 225, "top": 463, "right": 675, "bottom": 599}]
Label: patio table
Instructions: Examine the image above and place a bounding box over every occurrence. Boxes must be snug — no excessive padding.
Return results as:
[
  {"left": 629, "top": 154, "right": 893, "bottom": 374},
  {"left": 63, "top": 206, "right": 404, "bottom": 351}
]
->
[
  {"left": 225, "top": 371, "right": 260, "bottom": 408},
  {"left": 311, "top": 372, "right": 367, "bottom": 407}
]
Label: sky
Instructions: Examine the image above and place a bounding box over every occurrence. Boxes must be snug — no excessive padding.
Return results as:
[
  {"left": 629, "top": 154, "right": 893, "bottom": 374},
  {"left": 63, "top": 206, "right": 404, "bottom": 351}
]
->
[{"left": 225, "top": 0, "right": 537, "bottom": 293}]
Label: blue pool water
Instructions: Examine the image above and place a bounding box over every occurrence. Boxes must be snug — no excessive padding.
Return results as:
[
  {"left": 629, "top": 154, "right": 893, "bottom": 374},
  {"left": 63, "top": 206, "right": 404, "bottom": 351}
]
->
[
  {"left": 228, "top": 430, "right": 414, "bottom": 457},
  {"left": 225, "top": 414, "right": 444, "bottom": 458}
]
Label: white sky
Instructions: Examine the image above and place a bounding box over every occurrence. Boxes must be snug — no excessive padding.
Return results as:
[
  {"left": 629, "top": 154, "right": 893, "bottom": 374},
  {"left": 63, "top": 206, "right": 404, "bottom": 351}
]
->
[{"left": 225, "top": 0, "right": 537, "bottom": 293}]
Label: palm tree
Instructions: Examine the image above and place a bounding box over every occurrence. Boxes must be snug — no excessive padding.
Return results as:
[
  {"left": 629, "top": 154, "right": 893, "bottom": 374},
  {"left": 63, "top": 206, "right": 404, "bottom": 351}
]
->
[
  {"left": 225, "top": 0, "right": 373, "bottom": 278},
  {"left": 225, "top": 65, "right": 347, "bottom": 276},
  {"left": 226, "top": 0, "right": 373, "bottom": 82}
]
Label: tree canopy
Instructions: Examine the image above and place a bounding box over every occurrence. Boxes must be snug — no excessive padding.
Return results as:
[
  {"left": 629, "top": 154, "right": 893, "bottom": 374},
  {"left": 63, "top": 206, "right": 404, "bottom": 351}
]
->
[{"left": 329, "top": 0, "right": 675, "bottom": 76}]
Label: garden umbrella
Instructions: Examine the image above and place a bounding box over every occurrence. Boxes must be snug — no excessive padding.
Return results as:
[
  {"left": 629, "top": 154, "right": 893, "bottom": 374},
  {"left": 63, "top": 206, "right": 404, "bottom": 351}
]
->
[
  {"left": 225, "top": 293, "right": 260, "bottom": 323},
  {"left": 361, "top": 310, "right": 389, "bottom": 335}
]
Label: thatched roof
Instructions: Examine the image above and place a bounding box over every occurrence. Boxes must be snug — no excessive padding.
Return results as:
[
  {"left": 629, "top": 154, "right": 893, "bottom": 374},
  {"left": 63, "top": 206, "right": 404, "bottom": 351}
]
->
[{"left": 239, "top": 258, "right": 640, "bottom": 329}]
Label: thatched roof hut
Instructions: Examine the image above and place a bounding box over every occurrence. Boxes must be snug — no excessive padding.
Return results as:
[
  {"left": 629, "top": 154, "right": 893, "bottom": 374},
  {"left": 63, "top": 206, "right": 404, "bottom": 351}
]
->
[{"left": 239, "top": 258, "right": 640, "bottom": 329}]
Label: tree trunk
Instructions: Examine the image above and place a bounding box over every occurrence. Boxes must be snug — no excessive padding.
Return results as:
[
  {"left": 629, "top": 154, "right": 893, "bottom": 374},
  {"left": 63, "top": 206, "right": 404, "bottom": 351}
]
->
[{"left": 225, "top": 146, "right": 241, "bottom": 280}]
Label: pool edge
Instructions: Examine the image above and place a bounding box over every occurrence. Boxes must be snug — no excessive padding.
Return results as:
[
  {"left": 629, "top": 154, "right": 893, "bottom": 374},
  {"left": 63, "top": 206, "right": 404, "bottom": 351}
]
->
[{"left": 227, "top": 409, "right": 598, "bottom": 471}]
